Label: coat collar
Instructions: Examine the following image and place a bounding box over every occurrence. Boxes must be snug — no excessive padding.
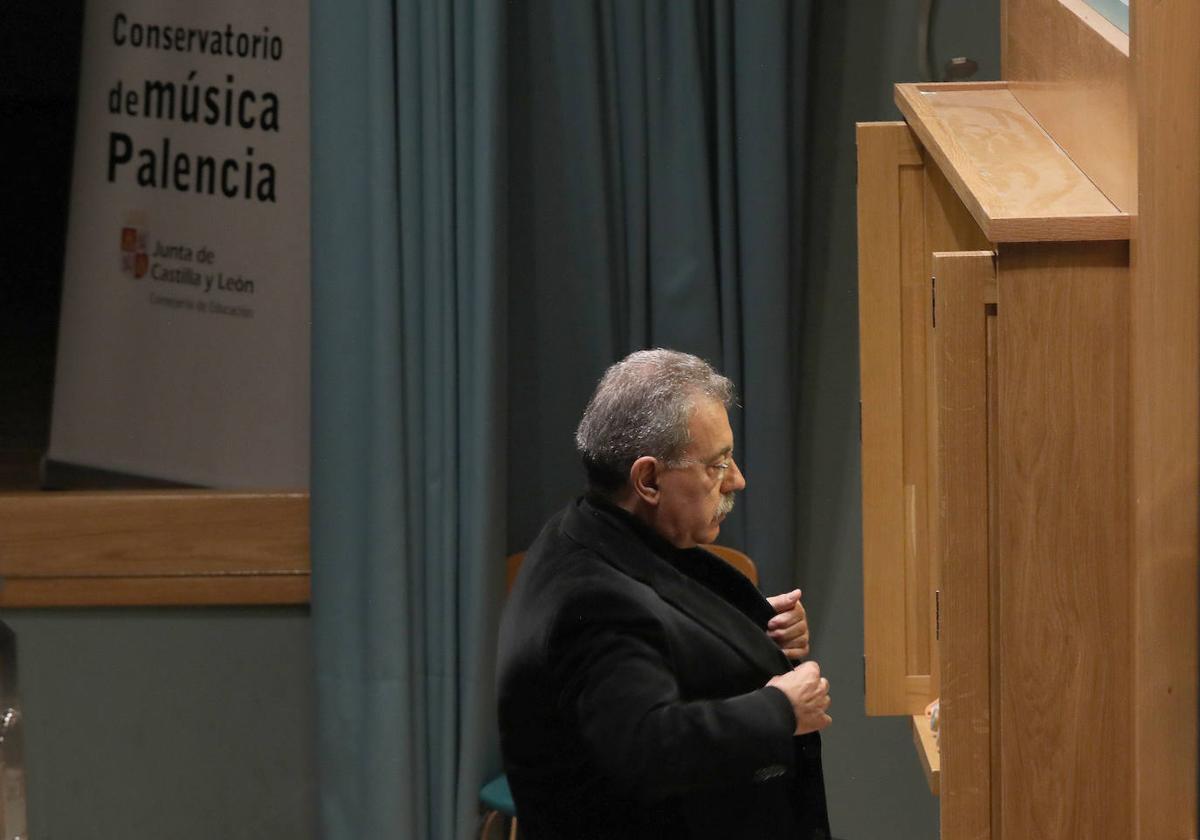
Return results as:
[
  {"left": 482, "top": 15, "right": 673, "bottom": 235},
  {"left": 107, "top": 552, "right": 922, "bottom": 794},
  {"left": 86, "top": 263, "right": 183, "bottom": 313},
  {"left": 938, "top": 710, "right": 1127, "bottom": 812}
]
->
[{"left": 561, "top": 496, "right": 791, "bottom": 678}]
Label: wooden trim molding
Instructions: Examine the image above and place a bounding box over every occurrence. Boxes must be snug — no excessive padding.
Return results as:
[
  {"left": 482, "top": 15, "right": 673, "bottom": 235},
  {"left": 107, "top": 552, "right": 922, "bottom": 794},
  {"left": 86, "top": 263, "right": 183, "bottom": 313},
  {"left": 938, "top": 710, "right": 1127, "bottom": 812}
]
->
[
  {"left": 0, "top": 575, "right": 310, "bottom": 608},
  {"left": 1131, "top": 0, "right": 1200, "bottom": 835},
  {"left": 932, "top": 251, "right": 995, "bottom": 839},
  {"left": 0, "top": 491, "right": 310, "bottom": 607},
  {"left": 857, "top": 122, "right": 938, "bottom": 716}
]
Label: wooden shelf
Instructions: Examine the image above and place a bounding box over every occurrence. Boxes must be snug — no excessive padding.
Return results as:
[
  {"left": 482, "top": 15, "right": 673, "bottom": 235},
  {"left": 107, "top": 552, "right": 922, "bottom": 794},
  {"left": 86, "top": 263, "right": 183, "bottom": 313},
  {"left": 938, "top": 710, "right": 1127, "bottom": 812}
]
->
[
  {"left": 912, "top": 713, "right": 941, "bottom": 795},
  {"left": 0, "top": 491, "right": 309, "bottom": 607},
  {"left": 894, "top": 82, "right": 1130, "bottom": 242},
  {"left": 0, "top": 574, "right": 310, "bottom": 607}
]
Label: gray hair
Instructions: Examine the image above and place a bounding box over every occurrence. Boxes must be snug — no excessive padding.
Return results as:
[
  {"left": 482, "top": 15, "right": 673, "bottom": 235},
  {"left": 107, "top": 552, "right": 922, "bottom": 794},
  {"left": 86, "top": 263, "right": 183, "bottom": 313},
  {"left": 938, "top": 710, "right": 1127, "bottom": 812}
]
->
[{"left": 575, "top": 348, "right": 734, "bottom": 494}]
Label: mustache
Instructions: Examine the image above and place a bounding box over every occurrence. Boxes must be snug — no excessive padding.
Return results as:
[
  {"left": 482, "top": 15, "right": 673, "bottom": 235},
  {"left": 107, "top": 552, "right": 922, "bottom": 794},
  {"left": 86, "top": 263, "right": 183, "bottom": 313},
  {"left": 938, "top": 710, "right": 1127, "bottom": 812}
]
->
[{"left": 716, "top": 492, "right": 736, "bottom": 517}]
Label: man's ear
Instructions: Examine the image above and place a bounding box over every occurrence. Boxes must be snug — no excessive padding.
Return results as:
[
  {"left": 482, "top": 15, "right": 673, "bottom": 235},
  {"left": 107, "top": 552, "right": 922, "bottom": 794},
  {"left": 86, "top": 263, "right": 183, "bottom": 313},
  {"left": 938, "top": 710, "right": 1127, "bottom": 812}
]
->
[{"left": 629, "top": 456, "right": 661, "bottom": 505}]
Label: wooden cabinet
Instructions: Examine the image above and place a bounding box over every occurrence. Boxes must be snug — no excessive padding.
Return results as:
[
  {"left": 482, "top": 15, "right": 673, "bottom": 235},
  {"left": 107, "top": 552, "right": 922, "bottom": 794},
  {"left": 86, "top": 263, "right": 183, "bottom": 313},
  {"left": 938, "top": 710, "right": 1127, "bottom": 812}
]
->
[
  {"left": 859, "top": 82, "right": 1137, "bottom": 838},
  {"left": 857, "top": 120, "right": 991, "bottom": 720},
  {"left": 859, "top": 2, "right": 1198, "bottom": 837},
  {"left": 857, "top": 122, "right": 936, "bottom": 718}
]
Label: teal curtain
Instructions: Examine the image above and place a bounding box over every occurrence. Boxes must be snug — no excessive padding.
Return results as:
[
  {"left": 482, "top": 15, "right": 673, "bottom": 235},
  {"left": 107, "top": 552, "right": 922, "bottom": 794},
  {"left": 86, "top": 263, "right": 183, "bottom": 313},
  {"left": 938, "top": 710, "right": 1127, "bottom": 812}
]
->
[
  {"left": 507, "top": 0, "right": 813, "bottom": 592},
  {"left": 310, "top": 0, "right": 506, "bottom": 837},
  {"left": 312, "top": 0, "right": 811, "bottom": 836}
]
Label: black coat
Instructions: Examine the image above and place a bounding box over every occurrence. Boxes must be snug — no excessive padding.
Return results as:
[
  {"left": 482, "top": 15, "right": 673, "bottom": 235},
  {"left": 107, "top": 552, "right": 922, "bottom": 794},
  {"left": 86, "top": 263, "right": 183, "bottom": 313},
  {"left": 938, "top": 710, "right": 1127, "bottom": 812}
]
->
[{"left": 497, "top": 496, "right": 830, "bottom": 839}]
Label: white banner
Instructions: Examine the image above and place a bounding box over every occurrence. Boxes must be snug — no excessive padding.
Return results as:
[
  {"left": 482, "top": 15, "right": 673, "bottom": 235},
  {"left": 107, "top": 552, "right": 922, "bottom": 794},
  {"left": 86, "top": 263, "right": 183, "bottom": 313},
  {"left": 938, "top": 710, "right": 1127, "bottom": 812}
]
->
[{"left": 49, "top": 0, "right": 310, "bottom": 488}]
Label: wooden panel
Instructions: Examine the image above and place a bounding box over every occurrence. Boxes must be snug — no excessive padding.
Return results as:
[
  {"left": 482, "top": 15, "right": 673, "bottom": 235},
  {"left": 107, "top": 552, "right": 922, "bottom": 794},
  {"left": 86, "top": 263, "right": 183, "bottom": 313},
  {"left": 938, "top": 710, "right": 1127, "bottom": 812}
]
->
[
  {"left": 913, "top": 713, "right": 941, "bottom": 796},
  {"left": 857, "top": 122, "right": 934, "bottom": 715},
  {"left": 902, "top": 160, "right": 926, "bottom": 681},
  {"left": 0, "top": 575, "right": 310, "bottom": 607},
  {"left": 934, "top": 251, "right": 995, "bottom": 840},
  {"left": 0, "top": 491, "right": 308, "bottom": 577},
  {"left": 900, "top": 161, "right": 931, "bottom": 683},
  {"left": 895, "top": 83, "right": 1129, "bottom": 241},
  {"left": 996, "top": 242, "right": 1131, "bottom": 839},
  {"left": 1131, "top": 0, "right": 1200, "bottom": 836},
  {"left": 923, "top": 150, "right": 994, "bottom": 257},
  {"left": 0, "top": 491, "right": 310, "bottom": 606},
  {"left": 1003, "top": 0, "right": 1134, "bottom": 213},
  {"left": 922, "top": 151, "right": 993, "bottom": 714}
]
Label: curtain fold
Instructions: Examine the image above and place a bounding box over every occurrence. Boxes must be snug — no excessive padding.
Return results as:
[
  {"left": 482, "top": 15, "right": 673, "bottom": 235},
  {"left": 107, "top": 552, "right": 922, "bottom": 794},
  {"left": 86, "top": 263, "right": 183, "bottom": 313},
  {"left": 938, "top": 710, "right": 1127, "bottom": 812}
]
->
[
  {"left": 311, "top": 0, "right": 506, "bottom": 837},
  {"left": 507, "top": 0, "right": 812, "bottom": 592},
  {"left": 312, "top": 0, "right": 809, "bottom": 835}
]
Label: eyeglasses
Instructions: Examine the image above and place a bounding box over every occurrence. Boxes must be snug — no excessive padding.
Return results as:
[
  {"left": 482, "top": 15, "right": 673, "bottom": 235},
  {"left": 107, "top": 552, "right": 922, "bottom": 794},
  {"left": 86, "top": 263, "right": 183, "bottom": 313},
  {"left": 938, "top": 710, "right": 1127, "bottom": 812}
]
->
[{"left": 673, "top": 455, "right": 736, "bottom": 479}]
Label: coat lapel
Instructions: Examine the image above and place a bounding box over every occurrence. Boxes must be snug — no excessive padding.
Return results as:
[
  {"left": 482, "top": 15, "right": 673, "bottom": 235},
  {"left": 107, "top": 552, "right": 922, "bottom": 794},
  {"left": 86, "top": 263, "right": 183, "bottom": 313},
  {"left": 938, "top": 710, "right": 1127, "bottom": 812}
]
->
[{"left": 561, "top": 498, "right": 791, "bottom": 678}]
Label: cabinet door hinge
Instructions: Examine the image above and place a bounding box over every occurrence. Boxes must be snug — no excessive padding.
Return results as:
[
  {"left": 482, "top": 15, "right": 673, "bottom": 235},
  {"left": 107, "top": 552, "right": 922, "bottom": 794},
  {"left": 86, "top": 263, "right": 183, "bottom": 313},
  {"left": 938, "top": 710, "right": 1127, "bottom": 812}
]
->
[
  {"left": 931, "top": 275, "right": 937, "bottom": 328},
  {"left": 935, "top": 589, "right": 941, "bottom": 641}
]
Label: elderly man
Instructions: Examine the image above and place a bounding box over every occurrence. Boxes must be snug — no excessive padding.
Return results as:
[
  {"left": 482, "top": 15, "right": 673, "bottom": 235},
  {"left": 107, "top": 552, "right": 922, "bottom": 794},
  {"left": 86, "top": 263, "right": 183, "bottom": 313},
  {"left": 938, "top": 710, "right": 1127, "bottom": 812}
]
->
[{"left": 497, "top": 349, "right": 832, "bottom": 839}]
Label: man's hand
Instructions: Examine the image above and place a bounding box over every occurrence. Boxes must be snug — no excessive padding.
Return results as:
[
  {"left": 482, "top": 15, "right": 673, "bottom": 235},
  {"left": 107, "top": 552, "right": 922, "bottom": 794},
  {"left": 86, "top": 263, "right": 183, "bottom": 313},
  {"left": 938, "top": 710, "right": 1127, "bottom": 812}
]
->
[
  {"left": 765, "top": 588, "right": 809, "bottom": 659},
  {"left": 766, "top": 661, "right": 832, "bottom": 735}
]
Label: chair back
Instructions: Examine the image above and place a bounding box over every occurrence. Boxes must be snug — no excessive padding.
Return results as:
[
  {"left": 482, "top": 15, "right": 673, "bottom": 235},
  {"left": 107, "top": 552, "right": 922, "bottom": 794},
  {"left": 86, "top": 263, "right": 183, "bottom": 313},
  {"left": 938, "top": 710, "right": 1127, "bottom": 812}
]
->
[
  {"left": 700, "top": 543, "right": 758, "bottom": 585},
  {"left": 505, "top": 552, "right": 525, "bottom": 594}
]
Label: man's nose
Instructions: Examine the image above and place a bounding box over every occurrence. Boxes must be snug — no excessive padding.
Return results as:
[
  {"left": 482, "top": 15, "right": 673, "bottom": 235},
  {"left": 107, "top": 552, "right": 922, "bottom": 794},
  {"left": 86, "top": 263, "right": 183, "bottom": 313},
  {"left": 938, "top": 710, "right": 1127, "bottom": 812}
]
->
[{"left": 724, "top": 457, "right": 746, "bottom": 492}]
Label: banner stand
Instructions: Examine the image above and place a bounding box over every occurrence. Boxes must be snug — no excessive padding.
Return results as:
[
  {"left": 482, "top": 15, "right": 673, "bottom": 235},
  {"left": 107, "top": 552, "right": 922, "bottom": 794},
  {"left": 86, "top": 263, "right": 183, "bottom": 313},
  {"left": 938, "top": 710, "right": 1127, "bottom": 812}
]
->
[{"left": 49, "top": 1, "right": 310, "bottom": 490}]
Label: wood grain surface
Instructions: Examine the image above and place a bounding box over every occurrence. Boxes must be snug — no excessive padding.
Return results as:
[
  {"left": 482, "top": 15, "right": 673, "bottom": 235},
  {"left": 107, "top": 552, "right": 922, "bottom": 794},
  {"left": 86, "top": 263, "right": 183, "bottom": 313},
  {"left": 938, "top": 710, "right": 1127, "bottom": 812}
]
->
[
  {"left": 934, "top": 251, "right": 996, "bottom": 840},
  {"left": 922, "top": 154, "right": 995, "bottom": 719},
  {"left": 913, "top": 713, "right": 942, "bottom": 796},
  {"left": 0, "top": 574, "right": 310, "bottom": 607},
  {"left": 895, "top": 83, "right": 1129, "bottom": 242},
  {"left": 857, "top": 122, "right": 933, "bottom": 715},
  {"left": 0, "top": 491, "right": 309, "bottom": 606},
  {"left": 997, "top": 241, "right": 1131, "bottom": 839},
  {"left": 1131, "top": 0, "right": 1200, "bottom": 835},
  {"left": 1003, "top": 0, "right": 1134, "bottom": 213}
]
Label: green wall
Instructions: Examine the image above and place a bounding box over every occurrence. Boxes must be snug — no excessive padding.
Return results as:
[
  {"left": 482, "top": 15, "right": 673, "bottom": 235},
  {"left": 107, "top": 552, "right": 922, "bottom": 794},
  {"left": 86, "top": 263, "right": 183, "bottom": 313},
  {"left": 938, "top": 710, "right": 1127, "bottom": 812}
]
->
[{"left": 3, "top": 608, "right": 315, "bottom": 839}]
